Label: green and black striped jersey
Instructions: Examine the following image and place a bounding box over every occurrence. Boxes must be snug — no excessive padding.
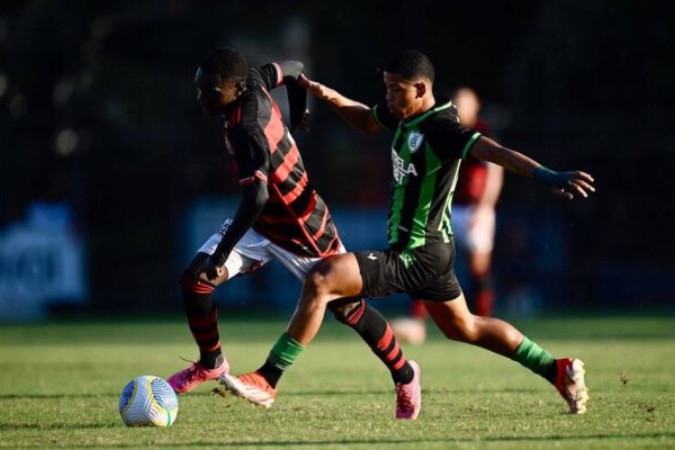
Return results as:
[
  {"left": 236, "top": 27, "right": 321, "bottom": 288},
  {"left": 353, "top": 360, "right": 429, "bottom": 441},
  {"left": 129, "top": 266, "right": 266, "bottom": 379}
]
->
[{"left": 372, "top": 99, "right": 481, "bottom": 250}]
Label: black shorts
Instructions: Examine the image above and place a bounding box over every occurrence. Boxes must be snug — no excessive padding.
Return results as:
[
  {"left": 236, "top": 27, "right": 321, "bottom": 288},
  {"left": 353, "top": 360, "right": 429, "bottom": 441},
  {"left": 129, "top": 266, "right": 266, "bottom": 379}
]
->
[{"left": 354, "top": 241, "right": 462, "bottom": 301}]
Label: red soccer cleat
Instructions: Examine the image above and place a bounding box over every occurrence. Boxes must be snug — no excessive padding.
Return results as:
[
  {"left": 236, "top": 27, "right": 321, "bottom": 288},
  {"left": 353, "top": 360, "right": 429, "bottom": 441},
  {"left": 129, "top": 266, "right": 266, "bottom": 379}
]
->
[
  {"left": 555, "top": 358, "right": 589, "bottom": 414},
  {"left": 220, "top": 371, "right": 278, "bottom": 409}
]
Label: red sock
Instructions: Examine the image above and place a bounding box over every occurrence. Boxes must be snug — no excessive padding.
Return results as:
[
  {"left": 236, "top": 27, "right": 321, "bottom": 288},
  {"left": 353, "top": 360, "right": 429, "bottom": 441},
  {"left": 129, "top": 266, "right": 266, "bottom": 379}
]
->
[
  {"left": 475, "top": 289, "right": 495, "bottom": 316},
  {"left": 411, "top": 300, "right": 427, "bottom": 320}
]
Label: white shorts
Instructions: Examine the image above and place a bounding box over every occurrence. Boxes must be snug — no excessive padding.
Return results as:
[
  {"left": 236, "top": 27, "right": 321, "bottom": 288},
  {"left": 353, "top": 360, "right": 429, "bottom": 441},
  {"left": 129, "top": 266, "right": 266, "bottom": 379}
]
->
[
  {"left": 452, "top": 205, "right": 496, "bottom": 254},
  {"left": 197, "top": 219, "right": 344, "bottom": 281}
]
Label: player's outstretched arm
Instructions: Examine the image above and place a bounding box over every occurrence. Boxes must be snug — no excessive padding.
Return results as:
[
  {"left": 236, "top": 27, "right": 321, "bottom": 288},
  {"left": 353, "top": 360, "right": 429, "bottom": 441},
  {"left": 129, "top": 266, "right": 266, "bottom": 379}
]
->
[
  {"left": 299, "top": 74, "right": 381, "bottom": 133},
  {"left": 470, "top": 136, "right": 595, "bottom": 200},
  {"left": 275, "top": 61, "right": 308, "bottom": 132}
]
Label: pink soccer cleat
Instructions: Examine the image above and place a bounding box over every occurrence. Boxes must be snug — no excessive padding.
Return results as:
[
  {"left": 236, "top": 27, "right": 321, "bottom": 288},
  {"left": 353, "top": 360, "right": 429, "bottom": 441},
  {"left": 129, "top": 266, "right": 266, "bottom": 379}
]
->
[
  {"left": 395, "top": 360, "right": 422, "bottom": 420},
  {"left": 167, "top": 358, "right": 229, "bottom": 394},
  {"left": 555, "top": 358, "right": 589, "bottom": 414}
]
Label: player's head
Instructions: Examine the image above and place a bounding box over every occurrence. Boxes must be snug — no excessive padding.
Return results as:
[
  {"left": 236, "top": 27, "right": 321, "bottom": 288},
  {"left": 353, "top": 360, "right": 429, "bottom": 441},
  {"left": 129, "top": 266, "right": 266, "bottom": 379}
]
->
[
  {"left": 452, "top": 86, "right": 481, "bottom": 128},
  {"left": 195, "top": 48, "right": 249, "bottom": 116},
  {"left": 381, "top": 50, "right": 435, "bottom": 119}
]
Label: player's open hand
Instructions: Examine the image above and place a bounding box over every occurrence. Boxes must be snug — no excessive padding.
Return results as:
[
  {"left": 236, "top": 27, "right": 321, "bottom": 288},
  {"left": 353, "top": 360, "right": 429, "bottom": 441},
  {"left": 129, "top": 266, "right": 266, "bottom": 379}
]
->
[
  {"left": 551, "top": 171, "right": 595, "bottom": 200},
  {"left": 299, "top": 74, "right": 336, "bottom": 102}
]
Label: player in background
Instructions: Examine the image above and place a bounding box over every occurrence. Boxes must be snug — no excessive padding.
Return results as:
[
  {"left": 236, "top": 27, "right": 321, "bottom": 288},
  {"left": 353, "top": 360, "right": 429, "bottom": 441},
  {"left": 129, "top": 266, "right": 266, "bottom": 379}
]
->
[
  {"left": 392, "top": 86, "right": 503, "bottom": 344},
  {"left": 167, "top": 48, "right": 419, "bottom": 419},
  {"left": 221, "top": 50, "right": 592, "bottom": 416}
]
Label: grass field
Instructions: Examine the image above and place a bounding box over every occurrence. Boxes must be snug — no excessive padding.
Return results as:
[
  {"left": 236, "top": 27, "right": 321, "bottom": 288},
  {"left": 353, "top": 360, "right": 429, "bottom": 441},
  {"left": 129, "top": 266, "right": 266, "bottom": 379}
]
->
[{"left": 1, "top": 315, "right": 674, "bottom": 449}]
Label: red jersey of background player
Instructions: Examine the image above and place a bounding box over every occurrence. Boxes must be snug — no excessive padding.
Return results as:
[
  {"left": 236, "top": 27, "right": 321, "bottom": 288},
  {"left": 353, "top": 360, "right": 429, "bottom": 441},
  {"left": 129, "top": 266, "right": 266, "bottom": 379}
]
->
[{"left": 453, "top": 118, "right": 491, "bottom": 205}]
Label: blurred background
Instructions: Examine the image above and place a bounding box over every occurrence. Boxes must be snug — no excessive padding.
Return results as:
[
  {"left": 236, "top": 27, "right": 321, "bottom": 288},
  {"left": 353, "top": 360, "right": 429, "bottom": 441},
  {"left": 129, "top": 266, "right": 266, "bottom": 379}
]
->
[{"left": 1, "top": 0, "right": 673, "bottom": 321}]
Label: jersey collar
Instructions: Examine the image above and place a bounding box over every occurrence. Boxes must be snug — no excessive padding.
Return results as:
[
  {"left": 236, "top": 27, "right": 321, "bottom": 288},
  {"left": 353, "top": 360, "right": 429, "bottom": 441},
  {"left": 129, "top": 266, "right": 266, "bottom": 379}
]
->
[{"left": 402, "top": 99, "right": 453, "bottom": 128}]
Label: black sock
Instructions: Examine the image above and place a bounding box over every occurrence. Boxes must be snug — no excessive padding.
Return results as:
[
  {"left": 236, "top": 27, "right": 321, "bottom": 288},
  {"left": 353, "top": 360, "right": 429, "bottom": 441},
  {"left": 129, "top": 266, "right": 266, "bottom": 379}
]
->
[
  {"left": 545, "top": 362, "right": 558, "bottom": 384},
  {"left": 180, "top": 272, "right": 222, "bottom": 369},
  {"left": 256, "top": 361, "right": 283, "bottom": 388}
]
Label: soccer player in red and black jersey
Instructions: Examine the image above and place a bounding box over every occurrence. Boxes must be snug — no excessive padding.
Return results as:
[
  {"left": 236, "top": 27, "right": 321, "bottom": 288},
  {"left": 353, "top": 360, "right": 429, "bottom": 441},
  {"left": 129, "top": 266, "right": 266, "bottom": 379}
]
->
[
  {"left": 222, "top": 50, "right": 593, "bottom": 417},
  {"left": 167, "top": 48, "right": 417, "bottom": 414}
]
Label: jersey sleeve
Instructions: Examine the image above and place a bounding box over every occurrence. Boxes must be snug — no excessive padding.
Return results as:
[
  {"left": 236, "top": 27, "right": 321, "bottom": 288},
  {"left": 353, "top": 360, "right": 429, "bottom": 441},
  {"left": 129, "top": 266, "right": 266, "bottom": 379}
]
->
[
  {"left": 427, "top": 121, "right": 482, "bottom": 161},
  {"left": 209, "top": 124, "right": 269, "bottom": 265},
  {"left": 255, "top": 61, "right": 306, "bottom": 89},
  {"left": 228, "top": 124, "right": 271, "bottom": 186},
  {"left": 211, "top": 126, "right": 270, "bottom": 265},
  {"left": 371, "top": 100, "right": 399, "bottom": 131},
  {"left": 255, "top": 63, "right": 283, "bottom": 91},
  {"left": 256, "top": 62, "right": 307, "bottom": 132}
]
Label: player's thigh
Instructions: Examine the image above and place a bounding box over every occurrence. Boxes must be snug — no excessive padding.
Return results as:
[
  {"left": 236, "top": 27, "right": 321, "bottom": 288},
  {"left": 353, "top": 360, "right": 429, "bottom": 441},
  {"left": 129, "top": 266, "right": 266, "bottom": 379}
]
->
[
  {"left": 267, "top": 242, "right": 336, "bottom": 282},
  {"left": 307, "top": 253, "right": 364, "bottom": 299},
  {"left": 195, "top": 225, "right": 275, "bottom": 281},
  {"left": 423, "top": 293, "right": 474, "bottom": 336}
]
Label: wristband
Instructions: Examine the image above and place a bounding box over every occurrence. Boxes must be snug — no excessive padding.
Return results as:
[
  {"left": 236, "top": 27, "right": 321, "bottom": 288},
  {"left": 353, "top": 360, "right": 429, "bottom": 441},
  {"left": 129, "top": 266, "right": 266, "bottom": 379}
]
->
[{"left": 533, "top": 166, "right": 564, "bottom": 188}]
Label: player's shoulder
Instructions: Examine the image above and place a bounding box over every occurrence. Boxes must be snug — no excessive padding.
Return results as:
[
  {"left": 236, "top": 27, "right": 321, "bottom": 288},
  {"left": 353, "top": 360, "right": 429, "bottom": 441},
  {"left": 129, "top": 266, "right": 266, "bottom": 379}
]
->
[
  {"left": 227, "top": 97, "right": 261, "bottom": 134},
  {"left": 238, "top": 84, "right": 271, "bottom": 117},
  {"left": 247, "top": 64, "right": 283, "bottom": 93},
  {"left": 422, "top": 104, "right": 462, "bottom": 134}
]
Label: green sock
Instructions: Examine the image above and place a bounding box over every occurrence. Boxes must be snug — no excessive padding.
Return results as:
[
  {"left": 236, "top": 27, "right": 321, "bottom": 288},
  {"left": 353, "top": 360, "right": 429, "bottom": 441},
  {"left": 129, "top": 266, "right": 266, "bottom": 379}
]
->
[
  {"left": 266, "top": 332, "right": 305, "bottom": 371},
  {"left": 512, "top": 336, "right": 557, "bottom": 382}
]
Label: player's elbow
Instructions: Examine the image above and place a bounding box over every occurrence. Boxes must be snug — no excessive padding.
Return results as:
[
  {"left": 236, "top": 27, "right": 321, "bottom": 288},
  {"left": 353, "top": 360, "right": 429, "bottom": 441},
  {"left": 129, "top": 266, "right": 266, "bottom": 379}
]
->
[
  {"left": 253, "top": 187, "right": 269, "bottom": 209},
  {"left": 243, "top": 182, "right": 269, "bottom": 211},
  {"left": 280, "top": 61, "right": 304, "bottom": 82}
]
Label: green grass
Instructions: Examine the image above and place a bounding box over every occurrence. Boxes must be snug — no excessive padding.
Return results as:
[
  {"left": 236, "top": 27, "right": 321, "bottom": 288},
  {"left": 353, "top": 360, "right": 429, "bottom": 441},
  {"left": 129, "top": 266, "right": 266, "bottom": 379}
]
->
[{"left": 1, "top": 316, "right": 674, "bottom": 449}]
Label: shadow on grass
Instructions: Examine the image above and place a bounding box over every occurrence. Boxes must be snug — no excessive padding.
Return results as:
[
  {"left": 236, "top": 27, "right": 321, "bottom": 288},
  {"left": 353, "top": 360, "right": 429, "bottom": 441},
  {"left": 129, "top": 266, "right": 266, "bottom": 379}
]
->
[
  {"left": 209, "top": 432, "right": 675, "bottom": 447},
  {"left": 0, "top": 422, "right": 114, "bottom": 431},
  {"left": 2, "top": 431, "right": 672, "bottom": 448},
  {"left": 0, "top": 393, "right": 106, "bottom": 400}
]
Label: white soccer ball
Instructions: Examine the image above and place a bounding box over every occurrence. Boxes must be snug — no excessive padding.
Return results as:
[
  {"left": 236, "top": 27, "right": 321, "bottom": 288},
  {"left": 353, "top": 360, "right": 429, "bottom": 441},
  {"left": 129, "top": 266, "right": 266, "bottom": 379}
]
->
[
  {"left": 391, "top": 318, "right": 427, "bottom": 345},
  {"left": 118, "top": 375, "right": 179, "bottom": 427}
]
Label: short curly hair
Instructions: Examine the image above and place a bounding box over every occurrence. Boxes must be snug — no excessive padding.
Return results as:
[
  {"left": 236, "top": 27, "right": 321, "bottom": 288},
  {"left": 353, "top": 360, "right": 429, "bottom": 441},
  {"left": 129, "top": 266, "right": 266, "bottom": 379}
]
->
[
  {"left": 383, "top": 50, "right": 435, "bottom": 83},
  {"left": 199, "top": 48, "right": 249, "bottom": 83}
]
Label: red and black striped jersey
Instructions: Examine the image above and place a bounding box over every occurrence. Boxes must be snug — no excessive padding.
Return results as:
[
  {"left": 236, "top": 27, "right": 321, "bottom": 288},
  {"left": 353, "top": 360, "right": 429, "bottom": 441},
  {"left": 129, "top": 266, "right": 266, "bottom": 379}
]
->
[{"left": 222, "top": 63, "right": 342, "bottom": 257}]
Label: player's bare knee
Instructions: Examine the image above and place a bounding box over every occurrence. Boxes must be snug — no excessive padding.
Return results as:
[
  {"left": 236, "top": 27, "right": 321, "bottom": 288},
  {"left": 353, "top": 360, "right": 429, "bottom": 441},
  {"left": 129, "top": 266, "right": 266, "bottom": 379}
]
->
[
  {"left": 305, "top": 263, "right": 335, "bottom": 296},
  {"left": 442, "top": 315, "right": 480, "bottom": 343}
]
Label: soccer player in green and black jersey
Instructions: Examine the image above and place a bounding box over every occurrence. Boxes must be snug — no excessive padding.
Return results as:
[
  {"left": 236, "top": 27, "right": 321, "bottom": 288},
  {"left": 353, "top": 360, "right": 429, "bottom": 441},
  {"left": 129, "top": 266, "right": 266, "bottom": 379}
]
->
[{"left": 222, "top": 50, "right": 594, "bottom": 417}]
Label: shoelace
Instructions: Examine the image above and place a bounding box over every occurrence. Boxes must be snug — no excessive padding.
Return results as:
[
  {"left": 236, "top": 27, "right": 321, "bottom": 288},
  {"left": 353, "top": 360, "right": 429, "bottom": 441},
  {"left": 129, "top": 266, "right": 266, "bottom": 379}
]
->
[
  {"left": 396, "top": 384, "right": 413, "bottom": 408},
  {"left": 178, "top": 355, "right": 198, "bottom": 364}
]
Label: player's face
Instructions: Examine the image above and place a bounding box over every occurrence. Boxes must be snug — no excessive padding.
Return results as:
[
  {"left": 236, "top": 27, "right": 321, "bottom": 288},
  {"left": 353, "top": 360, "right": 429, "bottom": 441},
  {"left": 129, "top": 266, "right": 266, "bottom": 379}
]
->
[
  {"left": 194, "top": 69, "right": 238, "bottom": 116},
  {"left": 383, "top": 72, "right": 424, "bottom": 119}
]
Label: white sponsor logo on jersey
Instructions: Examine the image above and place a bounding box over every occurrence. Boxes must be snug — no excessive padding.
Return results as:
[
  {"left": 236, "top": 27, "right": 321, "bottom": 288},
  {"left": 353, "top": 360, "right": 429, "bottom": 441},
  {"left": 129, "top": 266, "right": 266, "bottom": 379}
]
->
[{"left": 392, "top": 148, "right": 418, "bottom": 184}]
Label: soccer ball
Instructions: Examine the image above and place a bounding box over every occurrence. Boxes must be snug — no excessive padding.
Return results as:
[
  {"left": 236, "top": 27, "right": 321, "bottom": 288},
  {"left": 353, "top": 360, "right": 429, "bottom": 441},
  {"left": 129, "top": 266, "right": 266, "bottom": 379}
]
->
[
  {"left": 391, "top": 318, "right": 427, "bottom": 345},
  {"left": 118, "top": 375, "right": 179, "bottom": 427}
]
